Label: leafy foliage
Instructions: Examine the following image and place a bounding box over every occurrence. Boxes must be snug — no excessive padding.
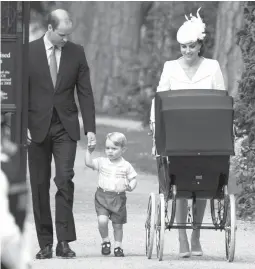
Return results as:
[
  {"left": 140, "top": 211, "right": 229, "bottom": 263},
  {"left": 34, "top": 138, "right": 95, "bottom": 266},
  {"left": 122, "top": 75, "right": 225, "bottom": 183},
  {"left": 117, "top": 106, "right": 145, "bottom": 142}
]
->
[{"left": 234, "top": 1, "right": 255, "bottom": 220}]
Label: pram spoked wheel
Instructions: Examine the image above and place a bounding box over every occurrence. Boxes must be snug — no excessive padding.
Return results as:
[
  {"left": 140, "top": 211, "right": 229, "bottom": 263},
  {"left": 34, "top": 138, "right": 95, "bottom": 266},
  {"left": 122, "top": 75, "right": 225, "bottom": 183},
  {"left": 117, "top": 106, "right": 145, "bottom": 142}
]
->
[
  {"left": 145, "top": 192, "right": 156, "bottom": 258},
  {"left": 210, "top": 185, "right": 236, "bottom": 262},
  {"left": 225, "top": 193, "right": 236, "bottom": 262},
  {"left": 156, "top": 193, "right": 165, "bottom": 261}
]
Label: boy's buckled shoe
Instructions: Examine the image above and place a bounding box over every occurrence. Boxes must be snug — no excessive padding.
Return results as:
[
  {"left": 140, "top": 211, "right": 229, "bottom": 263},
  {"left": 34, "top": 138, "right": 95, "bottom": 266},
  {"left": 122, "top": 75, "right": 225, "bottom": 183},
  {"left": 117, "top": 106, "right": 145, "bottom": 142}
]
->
[
  {"left": 101, "top": 241, "right": 111, "bottom": 255},
  {"left": 114, "top": 247, "right": 125, "bottom": 257}
]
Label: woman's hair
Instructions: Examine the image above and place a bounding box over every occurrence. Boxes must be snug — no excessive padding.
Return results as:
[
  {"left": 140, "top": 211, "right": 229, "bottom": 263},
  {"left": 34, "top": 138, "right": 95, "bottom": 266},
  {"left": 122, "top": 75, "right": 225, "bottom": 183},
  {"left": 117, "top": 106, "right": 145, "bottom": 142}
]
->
[
  {"left": 179, "top": 39, "right": 205, "bottom": 57},
  {"left": 106, "top": 132, "right": 127, "bottom": 148},
  {"left": 198, "top": 39, "right": 205, "bottom": 57}
]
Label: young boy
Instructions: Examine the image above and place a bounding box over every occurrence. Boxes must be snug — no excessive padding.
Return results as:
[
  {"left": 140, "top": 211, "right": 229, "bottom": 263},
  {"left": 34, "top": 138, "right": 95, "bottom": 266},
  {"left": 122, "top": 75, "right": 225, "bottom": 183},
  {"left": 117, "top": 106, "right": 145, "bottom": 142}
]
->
[{"left": 85, "top": 132, "right": 137, "bottom": 257}]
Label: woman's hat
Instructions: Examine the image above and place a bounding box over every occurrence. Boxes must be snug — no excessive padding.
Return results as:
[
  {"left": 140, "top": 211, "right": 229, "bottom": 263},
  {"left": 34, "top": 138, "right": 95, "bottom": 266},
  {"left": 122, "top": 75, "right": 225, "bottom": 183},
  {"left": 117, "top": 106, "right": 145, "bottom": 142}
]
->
[{"left": 177, "top": 7, "right": 206, "bottom": 44}]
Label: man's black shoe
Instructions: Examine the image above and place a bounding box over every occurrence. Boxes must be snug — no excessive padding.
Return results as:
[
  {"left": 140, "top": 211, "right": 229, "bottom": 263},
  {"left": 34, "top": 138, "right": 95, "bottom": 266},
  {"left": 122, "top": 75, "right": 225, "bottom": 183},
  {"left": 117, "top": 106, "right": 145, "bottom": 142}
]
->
[
  {"left": 35, "top": 244, "right": 53, "bottom": 259},
  {"left": 56, "top": 241, "right": 76, "bottom": 258}
]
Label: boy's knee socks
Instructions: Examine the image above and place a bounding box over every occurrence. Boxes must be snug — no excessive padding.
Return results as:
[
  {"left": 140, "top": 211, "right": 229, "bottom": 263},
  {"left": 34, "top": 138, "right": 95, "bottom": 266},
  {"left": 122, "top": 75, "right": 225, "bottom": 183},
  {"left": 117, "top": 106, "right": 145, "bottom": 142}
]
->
[
  {"left": 102, "top": 237, "right": 110, "bottom": 243},
  {"left": 114, "top": 241, "right": 122, "bottom": 248}
]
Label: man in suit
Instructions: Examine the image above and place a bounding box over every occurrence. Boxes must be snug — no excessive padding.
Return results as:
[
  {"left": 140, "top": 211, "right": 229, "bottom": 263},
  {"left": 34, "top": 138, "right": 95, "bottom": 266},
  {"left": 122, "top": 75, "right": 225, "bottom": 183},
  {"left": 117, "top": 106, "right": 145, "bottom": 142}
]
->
[{"left": 28, "top": 9, "right": 96, "bottom": 259}]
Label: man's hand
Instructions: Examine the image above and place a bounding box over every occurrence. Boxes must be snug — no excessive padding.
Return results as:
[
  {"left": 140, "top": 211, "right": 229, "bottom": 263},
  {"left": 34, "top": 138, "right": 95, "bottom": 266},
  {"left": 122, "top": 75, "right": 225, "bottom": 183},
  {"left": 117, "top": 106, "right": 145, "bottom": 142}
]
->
[
  {"left": 87, "top": 132, "right": 96, "bottom": 150},
  {"left": 87, "top": 146, "right": 95, "bottom": 154}
]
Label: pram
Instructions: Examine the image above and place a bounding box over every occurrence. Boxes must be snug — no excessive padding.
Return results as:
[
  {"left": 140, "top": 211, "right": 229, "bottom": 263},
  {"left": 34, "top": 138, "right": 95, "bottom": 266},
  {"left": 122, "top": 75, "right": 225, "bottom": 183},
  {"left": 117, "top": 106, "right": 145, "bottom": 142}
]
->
[{"left": 145, "top": 89, "right": 236, "bottom": 262}]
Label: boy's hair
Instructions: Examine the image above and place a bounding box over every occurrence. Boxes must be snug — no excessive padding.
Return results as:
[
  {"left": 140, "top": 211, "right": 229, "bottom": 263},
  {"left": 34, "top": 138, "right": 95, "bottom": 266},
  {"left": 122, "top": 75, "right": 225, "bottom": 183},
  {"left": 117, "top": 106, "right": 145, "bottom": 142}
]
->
[{"left": 106, "top": 132, "right": 127, "bottom": 148}]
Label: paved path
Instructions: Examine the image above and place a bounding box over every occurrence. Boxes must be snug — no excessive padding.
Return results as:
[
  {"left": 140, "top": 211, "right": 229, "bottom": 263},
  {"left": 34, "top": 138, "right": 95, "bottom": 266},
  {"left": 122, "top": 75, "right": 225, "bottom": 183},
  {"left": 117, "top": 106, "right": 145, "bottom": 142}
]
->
[{"left": 26, "top": 141, "right": 255, "bottom": 269}]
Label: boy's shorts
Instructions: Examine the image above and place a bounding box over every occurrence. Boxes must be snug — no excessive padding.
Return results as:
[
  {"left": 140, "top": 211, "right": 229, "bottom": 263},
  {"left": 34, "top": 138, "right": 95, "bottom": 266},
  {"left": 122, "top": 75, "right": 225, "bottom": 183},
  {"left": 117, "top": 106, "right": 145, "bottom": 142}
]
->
[{"left": 95, "top": 187, "right": 127, "bottom": 224}]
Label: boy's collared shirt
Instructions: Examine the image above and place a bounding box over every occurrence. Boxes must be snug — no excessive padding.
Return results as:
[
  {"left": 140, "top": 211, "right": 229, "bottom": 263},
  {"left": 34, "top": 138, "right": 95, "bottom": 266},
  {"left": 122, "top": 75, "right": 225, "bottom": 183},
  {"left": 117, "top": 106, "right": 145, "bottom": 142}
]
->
[{"left": 93, "top": 157, "right": 137, "bottom": 192}]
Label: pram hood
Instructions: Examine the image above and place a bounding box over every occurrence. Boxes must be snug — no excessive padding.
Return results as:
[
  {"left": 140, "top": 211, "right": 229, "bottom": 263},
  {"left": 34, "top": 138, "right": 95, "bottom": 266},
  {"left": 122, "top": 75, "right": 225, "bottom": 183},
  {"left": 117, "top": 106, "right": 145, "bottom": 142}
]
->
[{"left": 154, "top": 89, "right": 234, "bottom": 156}]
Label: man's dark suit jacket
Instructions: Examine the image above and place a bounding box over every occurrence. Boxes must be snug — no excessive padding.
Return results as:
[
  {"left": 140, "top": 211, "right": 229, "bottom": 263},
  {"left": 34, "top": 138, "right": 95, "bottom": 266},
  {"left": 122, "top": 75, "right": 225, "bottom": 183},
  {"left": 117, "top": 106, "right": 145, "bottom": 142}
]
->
[{"left": 28, "top": 36, "right": 95, "bottom": 143}]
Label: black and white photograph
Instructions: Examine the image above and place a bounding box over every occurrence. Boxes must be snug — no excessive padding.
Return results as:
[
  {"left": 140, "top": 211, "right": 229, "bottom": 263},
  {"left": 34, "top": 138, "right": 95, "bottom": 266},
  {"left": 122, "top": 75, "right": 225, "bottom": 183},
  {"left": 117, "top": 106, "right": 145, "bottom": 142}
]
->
[{"left": 1, "top": 1, "right": 255, "bottom": 269}]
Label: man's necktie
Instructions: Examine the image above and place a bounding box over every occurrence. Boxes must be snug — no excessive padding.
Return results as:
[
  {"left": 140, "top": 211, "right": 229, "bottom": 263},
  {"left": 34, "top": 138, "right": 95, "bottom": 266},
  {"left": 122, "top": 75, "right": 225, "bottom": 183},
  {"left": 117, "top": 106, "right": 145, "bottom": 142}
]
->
[{"left": 49, "top": 46, "right": 58, "bottom": 88}]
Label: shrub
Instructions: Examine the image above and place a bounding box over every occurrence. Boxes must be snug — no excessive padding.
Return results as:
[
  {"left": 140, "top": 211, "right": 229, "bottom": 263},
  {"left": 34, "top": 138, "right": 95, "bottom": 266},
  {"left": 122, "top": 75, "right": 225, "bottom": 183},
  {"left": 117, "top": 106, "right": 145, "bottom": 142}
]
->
[{"left": 234, "top": 1, "right": 255, "bottom": 220}]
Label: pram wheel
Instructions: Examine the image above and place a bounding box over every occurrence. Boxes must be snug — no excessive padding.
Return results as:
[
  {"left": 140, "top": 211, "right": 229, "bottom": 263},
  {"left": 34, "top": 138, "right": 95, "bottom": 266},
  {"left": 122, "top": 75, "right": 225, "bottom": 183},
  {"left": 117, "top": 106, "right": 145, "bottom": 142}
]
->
[
  {"left": 210, "top": 185, "right": 228, "bottom": 227},
  {"left": 225, "top": 194, "right": 236, "bottom": 262},
  {"left": 156, "top": 193, "right": 165, "bottom": 261},
  {"left": 145, "top": 192, "right": 156, "bottom": 259}
]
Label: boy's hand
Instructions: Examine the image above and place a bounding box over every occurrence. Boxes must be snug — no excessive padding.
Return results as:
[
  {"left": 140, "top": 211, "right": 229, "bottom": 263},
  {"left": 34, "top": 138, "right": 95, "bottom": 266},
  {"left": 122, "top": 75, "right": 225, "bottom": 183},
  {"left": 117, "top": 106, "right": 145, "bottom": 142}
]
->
[{"left": 125, "top": 184, "right": 133, "bottom": 192}]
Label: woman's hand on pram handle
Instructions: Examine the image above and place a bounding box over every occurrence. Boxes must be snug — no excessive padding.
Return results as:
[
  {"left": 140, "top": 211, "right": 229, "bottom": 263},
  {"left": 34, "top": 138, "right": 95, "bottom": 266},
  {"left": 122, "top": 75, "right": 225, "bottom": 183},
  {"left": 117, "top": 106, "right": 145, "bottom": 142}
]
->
[
  {"left": 148, "top": 130, "right": 153, "bottom": 136},
  {"left": 148, "top": 121, "right": 155, "bottom": 136}
]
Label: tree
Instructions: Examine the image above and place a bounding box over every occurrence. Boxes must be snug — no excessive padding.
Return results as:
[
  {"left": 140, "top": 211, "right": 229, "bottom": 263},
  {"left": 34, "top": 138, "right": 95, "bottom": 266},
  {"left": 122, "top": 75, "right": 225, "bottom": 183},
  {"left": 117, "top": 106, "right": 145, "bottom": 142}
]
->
[
  {"left": 70, "top": 1, "right": 147, "bottom": 113},
  {"left": 213, "top": 1, "right": 244, "bottom": 96}
]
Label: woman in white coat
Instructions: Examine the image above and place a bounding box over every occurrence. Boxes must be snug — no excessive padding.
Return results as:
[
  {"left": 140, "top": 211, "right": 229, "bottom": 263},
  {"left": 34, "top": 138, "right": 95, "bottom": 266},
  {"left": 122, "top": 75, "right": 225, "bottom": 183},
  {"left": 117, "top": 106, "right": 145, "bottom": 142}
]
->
[{"left": 150, "top": 8, "right": 226, "bottom": 258}]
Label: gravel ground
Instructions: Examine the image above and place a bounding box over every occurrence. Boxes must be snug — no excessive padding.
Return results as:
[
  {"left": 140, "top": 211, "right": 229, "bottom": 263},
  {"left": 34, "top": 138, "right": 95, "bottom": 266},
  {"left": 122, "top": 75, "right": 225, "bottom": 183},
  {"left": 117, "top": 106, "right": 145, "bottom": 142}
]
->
[{"left": 25, "top": 117, "right": 255, "bottom": 269}]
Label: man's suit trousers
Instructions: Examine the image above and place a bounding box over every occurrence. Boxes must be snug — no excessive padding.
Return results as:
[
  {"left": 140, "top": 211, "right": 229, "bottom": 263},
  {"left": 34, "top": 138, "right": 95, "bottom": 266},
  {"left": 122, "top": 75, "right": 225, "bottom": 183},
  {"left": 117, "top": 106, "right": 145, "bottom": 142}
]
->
[{"left": 28, "top": 109, "right": 77, "bottom": 248}]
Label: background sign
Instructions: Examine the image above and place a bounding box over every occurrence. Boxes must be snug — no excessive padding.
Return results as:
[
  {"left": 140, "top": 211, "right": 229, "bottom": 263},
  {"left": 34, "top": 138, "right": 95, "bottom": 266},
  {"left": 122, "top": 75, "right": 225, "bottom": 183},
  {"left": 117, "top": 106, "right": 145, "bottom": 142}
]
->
[{"left": 1, "top": 38, "right": 17, "bottom": 107}]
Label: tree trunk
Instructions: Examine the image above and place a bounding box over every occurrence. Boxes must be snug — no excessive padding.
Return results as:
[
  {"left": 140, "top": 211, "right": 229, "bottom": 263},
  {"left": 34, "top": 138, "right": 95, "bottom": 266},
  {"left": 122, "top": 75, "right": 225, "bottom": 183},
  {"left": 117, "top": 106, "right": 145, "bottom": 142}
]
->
[
  {"left": 213, "top": 1, "right": 244, "bottom": 96},
  {"left": 84, "top": 1, "right": 143, "bottom": 112},
  {"left": 66, "top": 2, "right": 96, "bottom": 47}
]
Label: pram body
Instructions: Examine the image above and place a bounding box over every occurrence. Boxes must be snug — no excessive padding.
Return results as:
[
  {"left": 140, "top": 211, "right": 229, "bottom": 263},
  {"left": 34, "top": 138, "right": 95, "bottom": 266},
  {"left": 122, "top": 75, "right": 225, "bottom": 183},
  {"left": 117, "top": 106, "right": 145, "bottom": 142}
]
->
[{"left": 145, "top": 89, "right": 236, "bottom": 262}]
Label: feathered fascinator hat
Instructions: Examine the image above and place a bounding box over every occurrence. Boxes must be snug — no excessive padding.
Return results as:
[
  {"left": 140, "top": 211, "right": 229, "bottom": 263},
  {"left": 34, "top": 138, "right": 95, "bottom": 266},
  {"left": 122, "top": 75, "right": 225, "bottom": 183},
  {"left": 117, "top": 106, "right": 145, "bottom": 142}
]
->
[{"left": 177, "top": 7, "right": 206, "bottom": 44}]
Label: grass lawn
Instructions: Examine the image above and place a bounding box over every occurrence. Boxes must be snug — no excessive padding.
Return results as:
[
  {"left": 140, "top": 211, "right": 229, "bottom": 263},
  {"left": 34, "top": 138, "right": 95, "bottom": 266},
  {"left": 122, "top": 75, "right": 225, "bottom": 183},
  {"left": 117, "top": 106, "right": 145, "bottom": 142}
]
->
[{"left": 79, "top": 124, "right": 158, "bottom": 175}]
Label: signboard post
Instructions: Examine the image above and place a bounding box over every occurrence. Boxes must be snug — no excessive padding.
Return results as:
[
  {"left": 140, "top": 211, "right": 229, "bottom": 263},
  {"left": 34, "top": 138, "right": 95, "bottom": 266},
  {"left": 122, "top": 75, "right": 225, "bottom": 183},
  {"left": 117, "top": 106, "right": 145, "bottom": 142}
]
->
[
  {"left": 1, "top": 1, "right": 30, "bottom": 145},
  {"left": 0, "top": 2, "right": 30, "bottom": 239}
]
